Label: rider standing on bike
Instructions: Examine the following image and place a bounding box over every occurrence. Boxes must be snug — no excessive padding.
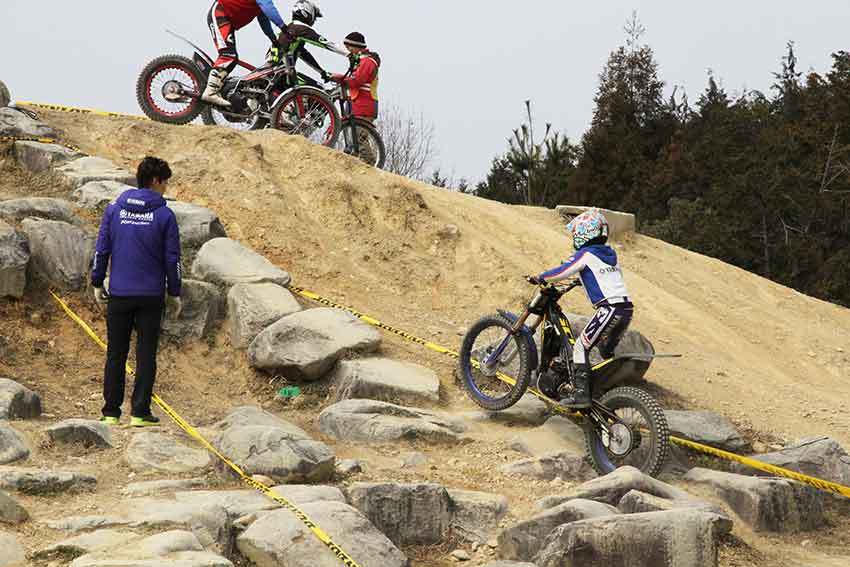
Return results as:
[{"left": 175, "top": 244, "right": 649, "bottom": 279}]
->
[
  {"left": 529, "top": 209, "right": 634, "bottom": 409},
  {"left": 203, "top": 0, "right": 288, "bottom": 108},
  {"left": 270, "top": 0, "right": 347, "bottom": 82},
  {"left": 330, "top": 32, "right": 381, "bottom": 121}
]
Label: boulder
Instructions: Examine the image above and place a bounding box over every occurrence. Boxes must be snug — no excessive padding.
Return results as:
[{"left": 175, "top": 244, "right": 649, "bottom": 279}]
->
[
  {"left": 45, "top": 419, "right": 113, "bottom": 449},
  {"left": 500, "top": 451, "right": 595, "bottom": 483},
  {"left": 0, "top": 529, "right": 25, "bottom": 567},
  {"left": 0, "top": 221, "right": 28, "bottom": 298},
  {"left": 536, "top": 466, "right": 692, "bottom": 509},
  {"left": 0, "top": 423, "right": 29, "bottom": 465},
  {"left": 665, "top": 410, "right": 749, "bottom": 452},
  {"left": 192, "top": 238, "right": 290, "bottom": 288},
  {"left": 72, "top": 180, "right": 128, "bottom": 210},
  {"left": 212, "top": 407, "right": 334, "bottom": 483},
  {"left": 498, "top": 499, "right": 619, "bottom": 562},
  {"left": 508, "top": 416, "right": 586, "bottom": 457},
  {"left": 0, "top": 467, "right": 96, "bottom": 495},
  {"left": 55, "top": 156, "right": 136, "bottom": 188},
  {"left": 0, "top": 106, "right": 55, "bottom": 138},
  {"left": 123, "top": 478, "right": 207, "bottom": 497},
  {"left": 20, "top": 218, "right": 94, "bottom": 291},
  {"left": 126, "top": 432, "right": 211, "bottom": 475},
  {"left": 161, "top": 279, "right": 222, "bottom": 340},
  {"left": 336, "top": 459, "right": 363, "bottom": 477},
  {"left": 331, "top": 358, "right": 440, "bottom": 405},
  {"left": 237, "top": 500, "right": 408, "bottom": 567},
  {"left": 731, "top": 436, "right": 850, "bottom": 486},
  {"left": 167, "top": 201, "right": 227, "bottom": 248},
  {"left": 175, "top": 485, "right": 345, "bottom": 519},
  {"left": 249, "top": 308, "right": 381, "bottom": 380},
  {"left": 33, "top": 529, "right": 136, "bottom": 561},
  {"left": 347, "top": 482, "right": 451, "bottom": 546},
  {"left": 617, "top": 490, "right": 726, "bottom": 517},
  {"left": 68, "top": 530, "right": 233, "bottom": 567},
  {"left": 0, "top": 197, "right": 80, "bottom": 224},
  {"left": 467, "top": 394, "right": 549, "bottom": 426},
  {"left": 319, "top": 399, "right": 467, "bottom": 444},
  {"left": 0, "top": 81, "right": 8, "bottom": 108},
  {"left": 227, "top": 283, "right": 302, "bottom": 349},
  {"left": 0, "top": 378, "right": 41, "bottom": 419},
  {"left": 534, "top": 509, "right": 732, "bottom": 567},
  {"left": 0, "top": 490, "right": 28, "bottom": 524},
  {"left": 448, "top": 489, "right": 509, "bottom": 544},
  {"left": 683, "top": 467, "right": 824, "bottom": 532},
  {"left": 14, "top": 140, "right": 81, "bottom": 173}
]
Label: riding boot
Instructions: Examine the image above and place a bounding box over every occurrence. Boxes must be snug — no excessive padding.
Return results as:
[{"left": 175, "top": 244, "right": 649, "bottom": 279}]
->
[
  {"left": 560, "top": 363, "right": 592, "bottom": 409},
  {"left": 202, "top": 69, "right": 232, "bottom": 108}
]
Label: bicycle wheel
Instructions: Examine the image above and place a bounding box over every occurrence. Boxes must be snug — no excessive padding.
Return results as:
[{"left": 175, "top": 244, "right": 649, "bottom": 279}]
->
[
  {"left": 269, "top": 86, "right": 340, "bottom": 147},
  {"left": 336, "top": 118, "right": 386, "bottom": 169},
  {"left": 458, "top": 314, "right": 532, "bottom": 411},
  {"left": 584, "top": 386, "right": 669, "bottom": 478}
]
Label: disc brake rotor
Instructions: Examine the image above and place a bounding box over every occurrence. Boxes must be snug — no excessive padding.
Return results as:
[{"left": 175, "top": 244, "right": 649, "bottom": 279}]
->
[
  {"left": 162, "top": 80, "right": 189, "bottom": 102},
  {"left": 606, "top": 422, "right": 634, "bottom": 457}
]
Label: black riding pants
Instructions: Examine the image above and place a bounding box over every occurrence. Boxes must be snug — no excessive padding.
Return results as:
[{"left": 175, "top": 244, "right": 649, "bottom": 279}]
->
[{"left": 102, "top": 296, "right": 164, "bottom": 418}]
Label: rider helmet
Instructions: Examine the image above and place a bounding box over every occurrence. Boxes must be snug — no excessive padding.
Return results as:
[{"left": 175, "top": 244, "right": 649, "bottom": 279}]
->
[
  {"left": 292, "top": 1, "right": 322, "bottom": 26},
  {"left": 566, "top": 208, "right": 610, "bottom": 250}
]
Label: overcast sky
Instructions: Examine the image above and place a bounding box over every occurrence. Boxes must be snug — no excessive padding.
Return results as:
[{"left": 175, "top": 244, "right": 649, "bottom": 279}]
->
[{"left": 2, "top": 1, "right": 849, "bottom": 181}]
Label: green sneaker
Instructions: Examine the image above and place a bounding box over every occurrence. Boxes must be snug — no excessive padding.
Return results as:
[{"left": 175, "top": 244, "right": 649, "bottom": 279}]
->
[
  {"left": 99, "top": 416, "right": 120, "bottom": 426},
  {"left": 130, "top": 415, "right": 161, "bottom": 428}
]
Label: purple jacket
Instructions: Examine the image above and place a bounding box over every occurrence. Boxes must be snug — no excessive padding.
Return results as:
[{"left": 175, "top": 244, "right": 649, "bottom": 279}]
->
[{"left": 91, "top": 188, "right": 182, "bottom": 297}]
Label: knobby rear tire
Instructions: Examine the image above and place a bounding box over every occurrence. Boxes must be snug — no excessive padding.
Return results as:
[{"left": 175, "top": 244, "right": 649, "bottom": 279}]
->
[
  {"left": 458, "top": 314, "right": 532, "bottom": 411},
  {"left": 584, "top": 386, "right": 669, "bottom": 478},
  {"left": 136, "top": 54, "right": 205, "bottom": 125},
  {"left": 339, "top": 118, "right": 386, "bottom": 169}
]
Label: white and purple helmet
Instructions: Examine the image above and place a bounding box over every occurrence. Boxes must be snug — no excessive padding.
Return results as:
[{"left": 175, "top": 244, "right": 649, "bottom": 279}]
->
[{"left": 566, "top": 208, "right": 610, "bottom": 250}]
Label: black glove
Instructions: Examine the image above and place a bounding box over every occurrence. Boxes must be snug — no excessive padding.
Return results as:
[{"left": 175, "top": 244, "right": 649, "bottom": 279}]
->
[
  {"left": 320, "top": 70, "right": 331, "bottom": 82},
  {"left": 525, "top": 275, "right": 545, "bottom": 285}
]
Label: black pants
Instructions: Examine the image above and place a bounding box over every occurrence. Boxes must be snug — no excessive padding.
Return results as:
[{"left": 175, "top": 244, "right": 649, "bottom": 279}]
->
[{"left": 102, "top": 296, "right": 164, "bottom": 418}]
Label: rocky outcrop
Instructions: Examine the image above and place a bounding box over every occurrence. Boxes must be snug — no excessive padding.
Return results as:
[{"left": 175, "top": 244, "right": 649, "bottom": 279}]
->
[
  {"left": 731, "top": 436, "right": 850, "bottom": 486},
  {"left": 0, "top": 107, "right": 55, "bottom": 138},
  {"left": 448, "top": 489, "right": 509, "bottom": 544},
  {"left": 0, "top": 467, "right": 96, "bottom": 495},
  {"left": 13, "top": 140, "right": 81, "bottom": 173},
  {"left": 192, "top": 238, "right": 290, "bottom": 289},
  {"left": 125, "top": 432, "right": 211, "bottom": 475},
  {"left": 500, "top": 451, "right": 595, "bottom": 483},
  {"left": 161, "top": 279, "right": 222, "bottom": 340},
  {"left": 466, "top": 394, "right": 549, "bottom": 426},
  {"left": 20, "top": 217, "right": 94, "bottom": 291},
  {"left": 227, "top": 283, "right": 301, "bottom": 348},
  {"left": 0, "top": 378, "right": 41, "bottom": 420},
  {"left": 0, "top": 197, "right": 80, "bottom": 224},
  {"left": 0, "top": 221, "right": 28, "bottom": 299},
  {"left": 167, "top": 201, "right": 227, "bottom": 249},
  {"left": 45, "top": 419, "right": 113, "bottom": 449},
  {"left": 55, "top": 156, "right": 136, "bottom": 188},
  {"left": 331, "top": 358, "right": 440, "bottom": 405},
  {"left": 0, "top": 490, "right": 28, "bottom": 525},
  {"left": 0, "top": 423, "right": 29, "bottom": 465},
  {"left": 347, "top": 483, "right": 452, "bottom": 546},
  {"left": 665, "top": 410, "right": 749, "bottom": 452}
]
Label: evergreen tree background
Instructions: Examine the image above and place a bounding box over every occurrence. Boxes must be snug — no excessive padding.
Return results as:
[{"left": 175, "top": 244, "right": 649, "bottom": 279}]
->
[{"left": 470, "top": 15, "right": 850, "bottom": 307}]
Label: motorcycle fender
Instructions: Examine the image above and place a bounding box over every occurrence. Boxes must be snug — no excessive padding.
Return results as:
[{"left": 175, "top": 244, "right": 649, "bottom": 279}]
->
[
  {"left": 193, "top": 53, "right": 213, "bottom": 75},
  {"left": 497, "top": 310, "right": 539, "bottom": 370},
  {"left": 269, "top": 85, "right": 328, "bottom": 112}
]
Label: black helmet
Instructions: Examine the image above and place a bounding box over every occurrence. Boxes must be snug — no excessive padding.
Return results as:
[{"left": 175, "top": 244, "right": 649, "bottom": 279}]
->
[{"left": 292, "top": 1, "right": 322, "bottom": 26}]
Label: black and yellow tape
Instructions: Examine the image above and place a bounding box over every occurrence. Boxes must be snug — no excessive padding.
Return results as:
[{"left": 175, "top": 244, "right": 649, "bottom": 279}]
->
[
  {"left": 50, "top": 291, "right": 365, "bottom": 567},
  {"left": 0, "top": 133, "right": 85, "bottom": 155},
  {"left": 288, "top": 285, "right": 850, "bottom": 500},
  {"left": 17, "top": 100, "right": 150, "bottom": 122}
]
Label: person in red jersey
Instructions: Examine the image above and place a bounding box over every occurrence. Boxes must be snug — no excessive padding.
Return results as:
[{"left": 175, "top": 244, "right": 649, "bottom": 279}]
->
[{"left": 331, "top": 32, "right": 381, "bottom": 121}]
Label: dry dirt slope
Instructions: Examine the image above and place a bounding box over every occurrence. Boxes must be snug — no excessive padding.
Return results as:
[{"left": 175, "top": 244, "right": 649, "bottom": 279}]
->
[{"left": 38, "top": 109, "right": 850, "bottom": 449}]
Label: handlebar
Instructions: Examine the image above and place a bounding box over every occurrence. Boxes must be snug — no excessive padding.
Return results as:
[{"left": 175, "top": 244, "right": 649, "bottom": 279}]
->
[{"left": 524, "top": 276, "right": 582, "bottom": 291}]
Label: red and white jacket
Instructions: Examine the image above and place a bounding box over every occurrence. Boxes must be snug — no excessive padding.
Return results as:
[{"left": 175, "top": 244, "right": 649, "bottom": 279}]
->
[{"left": 344, "top": 52, "right": 381, "bottom": 119}]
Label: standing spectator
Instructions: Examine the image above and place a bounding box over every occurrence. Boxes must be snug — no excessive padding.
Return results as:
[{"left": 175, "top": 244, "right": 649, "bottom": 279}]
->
[
  {"left": 91, "top": 157, "right": 182, "bottom": 427},
  {"left": 331, "top": 32, "right": 381, "bottom": 121}
]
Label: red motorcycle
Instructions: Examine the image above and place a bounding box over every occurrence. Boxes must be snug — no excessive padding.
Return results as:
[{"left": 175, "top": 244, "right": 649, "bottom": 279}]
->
[{"left": 136, "top": 30, "right": 340, "bottom": 147}]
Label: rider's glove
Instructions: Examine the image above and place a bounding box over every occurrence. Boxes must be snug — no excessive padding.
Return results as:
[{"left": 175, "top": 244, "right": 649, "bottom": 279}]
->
[
  {"left": 526, "top": 275, "right": 545, "bottom": 286},
  {"left": 166, "top": 295, "right": 183, "bottom": 319},
  {"left": 329, "top": 74, "right": 345, "bottom": 84},
  {"left": 93, "top": 286, "right": 110, "bottom": 306},
  {"left": 267, "top": 46, "right": 281, "bottom": 65}
]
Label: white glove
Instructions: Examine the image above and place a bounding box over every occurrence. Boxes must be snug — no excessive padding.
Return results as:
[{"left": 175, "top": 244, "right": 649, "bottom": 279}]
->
[
  {"left": 93, "top": 287, "right": 110, "bottom": 306},
  {"left": 166, "top": 296, "right": 183, "bottom": 319}
]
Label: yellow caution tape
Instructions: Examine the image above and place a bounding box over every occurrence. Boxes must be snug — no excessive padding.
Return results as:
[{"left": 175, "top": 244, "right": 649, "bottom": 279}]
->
[
  {"left": 49, "top": 291, "right": 365, "bottom": 567},
  {"left": 0, "top": 134, "right": 85, "bottom": 155},
  {"left": 17, "top": 101, "right": 150, "bottom": 122},
  {"left": 288, "top": 285, "right": 850, "bottom": 500}
]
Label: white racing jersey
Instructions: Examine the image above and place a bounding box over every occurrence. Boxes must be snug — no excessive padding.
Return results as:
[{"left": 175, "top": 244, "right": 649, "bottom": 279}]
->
[{"left": 539, "top": 244, "right": 631, "bottom": 306}]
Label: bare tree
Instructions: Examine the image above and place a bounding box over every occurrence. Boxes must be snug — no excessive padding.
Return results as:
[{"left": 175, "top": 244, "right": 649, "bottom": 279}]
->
[{"left": 377, "top": 102, "right": 438, "bottom": 180}]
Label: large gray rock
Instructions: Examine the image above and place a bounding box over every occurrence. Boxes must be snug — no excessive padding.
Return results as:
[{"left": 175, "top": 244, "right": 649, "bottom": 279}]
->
[
  {"left": 665, "top": 410, "right": 749, "bottom": 452},
  {"left": 683, "top": 467, "right": 824, "bottom": 532},
  {"left": 123, "top": 478, "right": 207, "bottom": 497},
  {"left": 161, "top": 279, "right": 222, "bottom": 340},
  {"left": 0, "top": 467, "right": 96, "bottom": 495},
  {"left": 0, "top": 378, "right": 41, "bottom": 419},
  {"left": 21, "top": 218, "right": 94, "bottom": 291},
  {"left": 0, "top": 197, "right": 80, "bottom": 224},
  {"left": 448, "top": 489, "right": 509, "bottom": 544},
  {"left": 72, "top": 180, "right": 128, "bottom": 210},
  {"left": 534, "top": 509, "right": 732, "bottom": 567},
  {"left": 249, "top": 308, "right": 382, "bottom": 380},
  {"left": 509, "top": 416, "right": 586, "bottom": 457},
  {"left": 500, "top": 451, "right": 595, "bottom": 483},
  {"left": 731, "top": 436, "right": 850, "bottom": 486},
  {"left": 56, "top": 156, "right": 136, "bottom": 188},
  {"left": 126, "top": 432, "right": 211, "bottom": 475},
  {"left": 467, "top": 394, "right": 549, "bottom": 426},
  {"left": 227, "top": 283, "right": 302, "bottom": 349},
  {"left": 319, "top": 399, "right": 467, "bottom": 444},
  {"left": 347, "top": 482, "right": 451, "bottom": 546},
  {"left": 0, "top": 529, "right": 25, "bottom": 567},
  {"left": 34, "top": 529, "right": 136, "bottom": 561},
  {"left": 331, "top": 358, "right": 440, "bottom": 405},
  {"left": 237, "top": 500, "right": 408, "bottom": 567},
  {"left": 0, "top": 490, "right": 28, "bottom": 524},
  {"left": 0, "top": 221, "right": 28, "bottom": 298},
  {"left": 192, "top": 238, "right": 290, "bottom": 288},
  {"left": 45, "top": 419, "right": 113, "bottom": 449},
  {"left": 0, "top": 423, "right": 29, "bottom": 465},
  {"left": 68, "top": 530, "right": 233, "bottom": 567},
  {"left": 498, "top": 499, "right": 619, "bottom": 562},
  {"left": 212, "top": 407, "right": 334, "bottom": 483},
  {"left": 175, "top": 485, "right": 345, "bottom": 519},
  {"left": 167, "top": 202, "right": 226, "bottom": 248},
  {"left": 0, "top": 82, "right": 9, "bottom": 108},
  {"left": 0, "top": 106, "right": 55, "bottom": 138},
  {"left": 617, "top": 489, "right": 726, "bottom": 517},
  {"left": 14, "top": 140, "right": 82, "bottom": 173},
  {"left": 536, "top": 466, "right": 692, "bottom": 509}
]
